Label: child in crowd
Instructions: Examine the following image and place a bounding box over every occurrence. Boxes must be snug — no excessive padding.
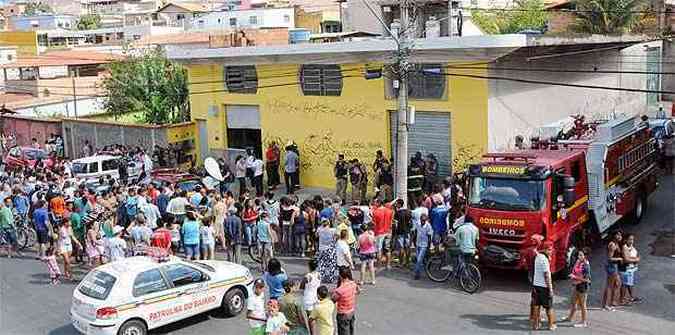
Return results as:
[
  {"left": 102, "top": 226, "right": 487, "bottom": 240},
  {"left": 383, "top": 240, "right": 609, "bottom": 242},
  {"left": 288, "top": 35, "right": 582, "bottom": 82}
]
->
[
  {"left": 170, "top": 218, "right": 181, "bottom": 254},
  {"left": 200, "top": 216, "right": 216, "bottom": 260},
  {"left": 309, "top": 286, "right": 335, "bottom": 335},
  {"left": 247, "top": 279, "right": 267, "bottom": 335},
  {"left": 265, "top": 299, "right": 289, "bottom": 335},
  {"left": 42, "top": 245, "right": 61, "bottom": 285}
]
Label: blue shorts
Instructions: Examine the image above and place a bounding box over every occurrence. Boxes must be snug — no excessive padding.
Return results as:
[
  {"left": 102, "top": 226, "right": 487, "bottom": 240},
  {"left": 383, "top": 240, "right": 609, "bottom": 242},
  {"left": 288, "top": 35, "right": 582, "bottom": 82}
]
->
[
  {"left": 185, "top": 244, "right": 200, "bottom": 259},
  {"left": 395, "top": 234, "right": 410, "bottom": 250},
  {"left": 1, "top": 228, "right": 17, "bottom": 247},
  {"left": 621, "top": 268, "right": 637, "bottom": 286}
]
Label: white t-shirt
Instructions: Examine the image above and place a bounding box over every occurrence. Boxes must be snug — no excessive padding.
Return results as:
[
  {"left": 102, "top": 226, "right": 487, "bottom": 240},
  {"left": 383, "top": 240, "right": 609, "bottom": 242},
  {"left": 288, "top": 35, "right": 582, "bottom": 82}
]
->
[
  {"left": 359, "top": 205, "right": 372, "bottom": 225},
  {"left": 142, "top": 203, "right": 161, "bottom": 229},
  {"left": 336, "top": 239, "right": 352, "bottom": 267},
  {"left": 253, "top": 159, "right": 264, "bottom": 176},
  {"left": 303, "top": 271, "right": 321, "bottom": 311},
  {"left": 106, "top": 237, "right": 127, "bottom": 262},
  {"left": 411, "top": 207, "right": 429, "bottom": 227},
  {"left": 266, "top": 313, "right": 288, "bottom": 333},
  {"left": 247, "top": 293, "right": 266, "bottom": 328},
  {"left": 533, "top": 253, "right": 550, "bottom": 288}
]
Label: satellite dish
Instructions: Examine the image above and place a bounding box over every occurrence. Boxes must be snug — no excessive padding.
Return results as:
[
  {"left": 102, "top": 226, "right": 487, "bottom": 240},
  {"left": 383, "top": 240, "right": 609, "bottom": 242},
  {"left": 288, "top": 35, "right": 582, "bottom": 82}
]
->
[{"left": 204, "top": 157, "right": 224, "bottom": 181}]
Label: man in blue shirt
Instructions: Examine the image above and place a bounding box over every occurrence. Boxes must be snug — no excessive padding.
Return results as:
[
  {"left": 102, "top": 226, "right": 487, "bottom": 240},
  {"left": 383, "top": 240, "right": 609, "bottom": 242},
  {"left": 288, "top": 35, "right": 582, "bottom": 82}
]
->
[
  {"left": 319, "top": 199, "right": 334, "bottom": 224},
  {"left": 190, "top": 186, "right": 205, "bottom": 208},
  {"left": 12, "top": 189, "right": 30, "bottom": 220},
  {"left": 32, "top": 200, "right": 50, "bottom": 258},
  {"left": 284, "top": 146, "right": 299, "bottom": 194},
  {"left": 429, "top": 199, "right": 449, "bottom": 246},
  {"left": 226, "top": 207, "right": 243, "bottom": 264},
  {"left": 454, "top": 217, "right": 479, "bottom": 265}
]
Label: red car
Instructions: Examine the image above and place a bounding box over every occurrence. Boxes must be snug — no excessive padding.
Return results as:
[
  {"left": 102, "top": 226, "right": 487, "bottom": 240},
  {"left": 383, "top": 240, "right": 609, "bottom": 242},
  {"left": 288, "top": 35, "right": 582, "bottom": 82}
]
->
[
  {"left": 3, "top": 146, "right": 48, "bottom": 169},
  {"left": 150, "top": 168, "right": 203, "bottom": 193}
]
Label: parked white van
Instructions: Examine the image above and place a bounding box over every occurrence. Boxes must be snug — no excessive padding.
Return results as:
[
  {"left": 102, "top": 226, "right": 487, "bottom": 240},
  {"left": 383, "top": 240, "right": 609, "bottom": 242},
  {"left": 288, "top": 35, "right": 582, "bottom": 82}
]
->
[{"left": 72, "top": 155, "right": 142, "bottom": 183}]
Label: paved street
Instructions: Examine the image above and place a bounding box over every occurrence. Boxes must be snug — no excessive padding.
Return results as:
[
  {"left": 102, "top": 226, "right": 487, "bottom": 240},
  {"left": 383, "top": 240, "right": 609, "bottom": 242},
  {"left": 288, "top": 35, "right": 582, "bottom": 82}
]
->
[{"left": 1, "top": 177, "right": 674, "bottom": 335}]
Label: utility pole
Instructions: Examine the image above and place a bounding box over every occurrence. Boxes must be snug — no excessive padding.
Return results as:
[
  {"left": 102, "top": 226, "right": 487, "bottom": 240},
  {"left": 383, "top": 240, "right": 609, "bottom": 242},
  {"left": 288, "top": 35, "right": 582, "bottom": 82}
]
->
[
  {"left": 72, "top": 76, "right": 78, "bottom": 118},
  {"left": 395, "top": 0, "right": 410, "bottom": 204}
]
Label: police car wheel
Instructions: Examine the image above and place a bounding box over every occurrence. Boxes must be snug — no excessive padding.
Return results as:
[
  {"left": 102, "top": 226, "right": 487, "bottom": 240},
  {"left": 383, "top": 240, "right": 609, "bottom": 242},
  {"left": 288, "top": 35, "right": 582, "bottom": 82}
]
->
[
  {"left": 222, "top": 288, "right": 246, "bottom": 317},
  {"left": 118, "top": 319, "right": 146, "bottom": 335}
]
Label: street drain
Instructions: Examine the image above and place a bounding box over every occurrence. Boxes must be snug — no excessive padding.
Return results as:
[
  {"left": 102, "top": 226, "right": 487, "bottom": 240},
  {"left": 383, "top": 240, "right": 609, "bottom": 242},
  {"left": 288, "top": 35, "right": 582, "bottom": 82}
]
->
[{"left": 650, "top": 231, "right": 675, "bottom": 257}]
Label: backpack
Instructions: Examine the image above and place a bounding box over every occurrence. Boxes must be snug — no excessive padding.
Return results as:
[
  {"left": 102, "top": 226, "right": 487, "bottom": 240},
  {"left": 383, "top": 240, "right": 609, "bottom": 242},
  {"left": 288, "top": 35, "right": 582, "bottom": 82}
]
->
[{"left": 126, "top": 196, "right": 138, "bottom": 218}]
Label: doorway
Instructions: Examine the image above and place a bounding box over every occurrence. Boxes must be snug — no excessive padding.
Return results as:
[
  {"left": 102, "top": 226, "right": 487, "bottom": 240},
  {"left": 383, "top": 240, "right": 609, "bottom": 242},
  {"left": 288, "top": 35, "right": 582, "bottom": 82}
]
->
[
  {"left": 227, "top": 129, "right": 262, "bottom": 158},
  {"left": 226, "top": 105, "right": 262, "bottom": 158}
]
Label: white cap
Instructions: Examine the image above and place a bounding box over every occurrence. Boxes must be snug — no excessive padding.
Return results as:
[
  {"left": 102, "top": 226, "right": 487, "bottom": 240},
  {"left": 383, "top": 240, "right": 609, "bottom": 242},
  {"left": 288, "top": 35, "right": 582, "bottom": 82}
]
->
[{"left": 113, "top": 226, "right": 124, "bottom": 235}]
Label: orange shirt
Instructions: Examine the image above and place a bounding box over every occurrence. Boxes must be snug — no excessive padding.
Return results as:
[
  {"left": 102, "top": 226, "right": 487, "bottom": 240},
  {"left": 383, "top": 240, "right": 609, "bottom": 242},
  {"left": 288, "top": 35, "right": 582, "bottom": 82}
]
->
[
  {"left": 50, "top": 197, "right": 66, "bottom": 217},
  {"left": 372, "top": 205, "right": 393, "bottom": 236}
]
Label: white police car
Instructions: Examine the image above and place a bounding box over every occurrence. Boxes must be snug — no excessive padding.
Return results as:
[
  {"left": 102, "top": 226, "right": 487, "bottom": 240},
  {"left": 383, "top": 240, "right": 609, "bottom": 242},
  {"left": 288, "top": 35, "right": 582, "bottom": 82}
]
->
[{"left": 70, "top": 255, "right": 254, "bottom": 335}]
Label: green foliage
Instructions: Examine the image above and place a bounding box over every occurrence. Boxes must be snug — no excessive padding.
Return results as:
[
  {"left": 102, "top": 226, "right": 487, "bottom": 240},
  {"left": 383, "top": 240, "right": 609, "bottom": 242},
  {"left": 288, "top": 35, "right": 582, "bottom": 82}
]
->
[
  {"left": 102, "top": 48, "right": 190, "bottom": 125},
  {"left": 23, "top": 1, "right": 53, "bottom": 15},
  {"left": 571, "top": 0, "right": 644, "bottom": 34},
  {"left": 77, "top": 14, "right": 101, "bottom": 30},
  {"left": 471, "top": 0, "right": 549, "bottom": 34}
]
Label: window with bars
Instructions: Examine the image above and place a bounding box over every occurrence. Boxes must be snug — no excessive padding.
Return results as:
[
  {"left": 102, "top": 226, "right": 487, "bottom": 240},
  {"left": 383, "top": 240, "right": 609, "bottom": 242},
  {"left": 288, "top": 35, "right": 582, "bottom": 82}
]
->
[
  {"left": 299, "top": 64, "right": 343, "bottom": 96},
  {"left": 385, "top": 64, "right": 446, "bottom": 99},
  {"left": 407, "top": 64, "right": 446, "bottom": 99},
  {"left": 224, "top": 66, "right": 258, "bottom": 94}
]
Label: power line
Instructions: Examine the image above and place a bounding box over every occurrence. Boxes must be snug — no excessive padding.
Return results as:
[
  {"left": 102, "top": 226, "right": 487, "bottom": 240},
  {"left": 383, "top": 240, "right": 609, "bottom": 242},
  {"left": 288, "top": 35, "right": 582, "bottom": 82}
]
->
[
  {"left": 445, "top": 64, "right": 675, "bottom": 76},
  {"left": 423, "top": 70, "right": 675, "bottom": 95}
]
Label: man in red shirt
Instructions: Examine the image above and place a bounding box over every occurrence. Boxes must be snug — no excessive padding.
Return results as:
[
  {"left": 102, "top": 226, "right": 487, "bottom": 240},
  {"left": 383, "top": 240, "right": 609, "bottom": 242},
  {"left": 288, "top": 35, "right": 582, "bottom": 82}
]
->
[
  {"left": 332, "top": 267, "right": 360, "bottom": 335},
  {"left": 371, "top": 198, "right": 394, "bottom": 269},
  {"left": 265, "top": 141, "right": 281, "bottom": 189},
  {"left": 150, "top": 219, "right": 172, "bottom": 252}
]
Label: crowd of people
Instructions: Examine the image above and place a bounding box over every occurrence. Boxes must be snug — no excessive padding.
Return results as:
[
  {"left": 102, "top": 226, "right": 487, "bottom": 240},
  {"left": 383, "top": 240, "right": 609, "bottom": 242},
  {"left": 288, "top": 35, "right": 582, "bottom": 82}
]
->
[
  {"left": 528, "top": 229, "right": 642, "bottom": 331},
  {"left": 0, "top": 133, "right": 654, "bottom": 335}
]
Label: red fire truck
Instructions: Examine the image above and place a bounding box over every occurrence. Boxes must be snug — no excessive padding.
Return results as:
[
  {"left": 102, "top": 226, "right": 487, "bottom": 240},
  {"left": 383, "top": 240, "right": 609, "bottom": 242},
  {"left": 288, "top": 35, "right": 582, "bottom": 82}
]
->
[{"left": 466, "top": 115, "right": 659, "bottom": 275}]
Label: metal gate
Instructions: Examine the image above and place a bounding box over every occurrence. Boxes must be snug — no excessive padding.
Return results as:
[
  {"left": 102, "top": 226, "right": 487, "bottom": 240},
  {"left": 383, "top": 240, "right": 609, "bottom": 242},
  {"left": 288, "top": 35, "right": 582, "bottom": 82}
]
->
[{"left": 390, "top": 111, "right": 451, "bottom": 177}]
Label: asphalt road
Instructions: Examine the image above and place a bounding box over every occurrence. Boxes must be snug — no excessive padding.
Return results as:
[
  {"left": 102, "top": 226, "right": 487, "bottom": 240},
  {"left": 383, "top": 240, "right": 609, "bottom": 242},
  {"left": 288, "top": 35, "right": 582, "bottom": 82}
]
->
[{"left": 1, "top": 177, "right": 674, "bottom": 335}]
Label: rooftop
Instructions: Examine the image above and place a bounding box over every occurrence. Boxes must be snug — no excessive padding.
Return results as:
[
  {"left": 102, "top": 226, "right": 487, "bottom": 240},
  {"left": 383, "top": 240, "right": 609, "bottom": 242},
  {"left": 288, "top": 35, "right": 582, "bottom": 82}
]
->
[
  {"left": 0, "top": 50, "right": 123, "bottom": 68},
  {"left": 134, "top": 31, "right": 211, "bottom": 46},
  {"left": 157, "top": 1, "right": 210, "bottom": 13},
  {"left": 167, "top": 34, "right": 651, "bottom": 65}
]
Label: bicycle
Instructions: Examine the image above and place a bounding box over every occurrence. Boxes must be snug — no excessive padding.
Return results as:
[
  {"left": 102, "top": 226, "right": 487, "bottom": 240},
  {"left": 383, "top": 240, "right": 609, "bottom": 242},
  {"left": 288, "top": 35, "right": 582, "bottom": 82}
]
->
[
  {"left": 14, "top": 214, "right": 36, "bottom": 251},
  {"left": 425, "top": 244, "right": 482, "bottom": 294}
]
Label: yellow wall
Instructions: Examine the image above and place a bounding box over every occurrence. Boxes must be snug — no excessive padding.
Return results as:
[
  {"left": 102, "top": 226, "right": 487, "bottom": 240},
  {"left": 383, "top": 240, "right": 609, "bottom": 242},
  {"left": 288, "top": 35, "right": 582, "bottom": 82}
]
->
[
  {"left": 0, "top": 31, "right": 37, "bottom": 56},
  {"left": 187, "top": 63, "right": 488, "bottom": 188}
]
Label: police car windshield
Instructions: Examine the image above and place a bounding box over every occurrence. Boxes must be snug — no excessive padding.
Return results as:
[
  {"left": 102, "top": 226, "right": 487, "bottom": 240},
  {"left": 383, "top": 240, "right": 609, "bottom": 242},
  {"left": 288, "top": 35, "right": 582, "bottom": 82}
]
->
[
  {"left": 78, "top": 270, "right": 117, "bottom": 300},
  {"left": 469, "top": 177, "right": 545, "bottom": 211}
]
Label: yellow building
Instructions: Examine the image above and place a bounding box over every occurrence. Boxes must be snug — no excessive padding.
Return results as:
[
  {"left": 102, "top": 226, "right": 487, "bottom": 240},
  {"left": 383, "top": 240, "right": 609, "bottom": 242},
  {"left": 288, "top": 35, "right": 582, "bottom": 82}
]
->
[{"left": 171, "top": 36, "right": 527, "bottom": 188}]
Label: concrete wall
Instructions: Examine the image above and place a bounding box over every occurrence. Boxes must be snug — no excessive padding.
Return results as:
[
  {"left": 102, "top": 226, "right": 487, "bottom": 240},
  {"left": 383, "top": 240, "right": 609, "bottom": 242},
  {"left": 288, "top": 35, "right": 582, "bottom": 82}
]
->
[
  {"left": 662, "top": 40, "right": 675, "bottom": 102},
  {"left": 192, "top": 7, "right": 295, "bottom": 30},
  {"left": 9, "top": 15, "right": 77, "bottom": 31},
  {"left": 13, "top": 97, "right": 106, "bottom": 118},
  {"left": 0, "top": 114, "right": 61, "bottom": 148},
  {"left": 487, "top": 41, "right": 662, "bottom": 151},
  {"left": 60, "top": 119, "right": 196, "bottom": 158},
  {"left": 343, "top": 0, "right": 383, "bottom": 34}
]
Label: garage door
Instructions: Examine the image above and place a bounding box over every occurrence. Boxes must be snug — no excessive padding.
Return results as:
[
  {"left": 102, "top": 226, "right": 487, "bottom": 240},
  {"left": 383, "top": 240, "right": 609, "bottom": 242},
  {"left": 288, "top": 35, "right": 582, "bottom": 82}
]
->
[{"left": 390, "top": 111, "right": 451, "bottom": 177}]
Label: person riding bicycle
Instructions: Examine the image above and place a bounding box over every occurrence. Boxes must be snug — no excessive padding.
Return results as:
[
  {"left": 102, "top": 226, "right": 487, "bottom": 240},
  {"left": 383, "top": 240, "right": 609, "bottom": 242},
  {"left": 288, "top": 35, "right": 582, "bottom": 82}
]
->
[{"left": 453, "top": 216, "right": 479, "bottom": 266}]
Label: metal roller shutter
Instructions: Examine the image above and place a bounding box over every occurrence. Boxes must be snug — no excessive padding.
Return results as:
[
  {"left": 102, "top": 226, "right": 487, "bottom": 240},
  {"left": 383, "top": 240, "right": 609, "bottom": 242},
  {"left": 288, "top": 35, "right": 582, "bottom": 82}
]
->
[{"left": 390, "top": 111, "right": 451, "bottom": 177}]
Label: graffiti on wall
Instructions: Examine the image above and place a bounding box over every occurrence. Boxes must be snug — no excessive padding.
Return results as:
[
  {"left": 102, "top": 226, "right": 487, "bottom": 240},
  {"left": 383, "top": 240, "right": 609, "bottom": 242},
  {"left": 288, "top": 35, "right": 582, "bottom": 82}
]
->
[
  {"left": 452, "top": 142, "right": 482, "bottom": 172},
  {"left": 263, "top": 131, "right": 385, "bottom": 184},
  {"left": 267, "top": 99, "right": 383, "bottom": 121}
]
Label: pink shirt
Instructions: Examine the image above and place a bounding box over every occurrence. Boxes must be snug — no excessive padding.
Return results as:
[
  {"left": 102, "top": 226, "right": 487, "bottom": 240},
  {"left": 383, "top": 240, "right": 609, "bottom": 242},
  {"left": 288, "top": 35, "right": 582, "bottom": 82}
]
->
[
  {"left": 358, "top": 233, "right": 376, "bottom": 254},
  {"left": 332, "top": 280, "right": 358, "bottom": 314}
]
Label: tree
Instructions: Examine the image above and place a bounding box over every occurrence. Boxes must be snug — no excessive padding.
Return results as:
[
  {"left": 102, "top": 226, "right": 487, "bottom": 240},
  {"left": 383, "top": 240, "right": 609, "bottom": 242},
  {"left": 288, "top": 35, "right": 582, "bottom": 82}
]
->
[
  {"left": 102, "top": 49, "right": 190, "bottom": 125},
  {"left": 571, "top": 0, "right": 644, "bottom": 34},
  {"left": 471, "top": 0, "right": 549, "bottom": 34},
  {"left": 23, "top": 1, "right": 53, "bottom": 15},
  {"left": 77, "top": 14, "right": 101, "bottom": 30}
]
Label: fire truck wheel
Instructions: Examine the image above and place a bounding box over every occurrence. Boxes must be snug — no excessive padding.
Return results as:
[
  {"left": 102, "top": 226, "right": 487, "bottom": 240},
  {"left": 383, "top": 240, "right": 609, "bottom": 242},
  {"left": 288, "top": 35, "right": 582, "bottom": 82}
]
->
[{"left": 630, "top": 195, "right": 647, "bottom": 225}]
